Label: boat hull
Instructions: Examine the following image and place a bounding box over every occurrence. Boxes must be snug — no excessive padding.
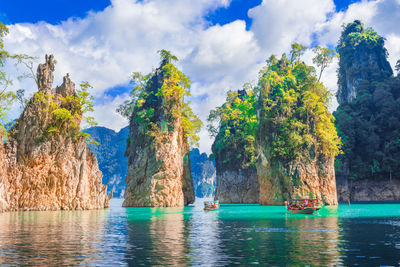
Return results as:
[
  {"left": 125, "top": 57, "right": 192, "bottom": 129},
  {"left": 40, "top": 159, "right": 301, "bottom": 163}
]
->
[
  {"left": 204, "top": 208, "right": 218, "bottom": 211},
  {"left": 287, "top": 208, "right": 315, "bottom": 214}
]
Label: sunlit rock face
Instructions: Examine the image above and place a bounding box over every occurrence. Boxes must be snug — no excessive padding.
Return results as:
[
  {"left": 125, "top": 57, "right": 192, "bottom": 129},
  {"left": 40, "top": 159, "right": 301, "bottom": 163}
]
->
[
  {"left": 123, "top": 65, "right": 195, "bottom": 207},
  {"left": 0, "top": 55, "right": 110, "bottom": 212},
  {"left": 256, "top": 149, "right": 338, "bottom": 206}
]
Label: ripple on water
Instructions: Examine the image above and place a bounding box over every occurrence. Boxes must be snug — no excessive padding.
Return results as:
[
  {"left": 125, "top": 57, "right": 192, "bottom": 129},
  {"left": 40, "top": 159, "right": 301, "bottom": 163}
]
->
[{"left": 0, "top": 199, "right": 399, "bottom": 265}]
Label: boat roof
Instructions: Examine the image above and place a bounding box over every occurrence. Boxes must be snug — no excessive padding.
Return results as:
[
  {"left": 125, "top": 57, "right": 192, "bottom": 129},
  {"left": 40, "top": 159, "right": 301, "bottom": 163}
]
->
[{"left": 204, "top": 200, "right": 218, "bottom": 203}]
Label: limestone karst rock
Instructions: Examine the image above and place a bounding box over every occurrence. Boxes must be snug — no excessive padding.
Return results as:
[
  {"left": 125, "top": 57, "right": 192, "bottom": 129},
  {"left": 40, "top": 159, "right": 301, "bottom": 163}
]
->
[
  {"left": 0, "top": 55, "right": 110, "bottom": 212},
  {"left": 210, "top": 89, "right": 259, "bottom": 203},
  {"left": 336, "top": 20, "right": 393, "bottom": 104},
  {"left": 123, "top": 58, "right": 195, "bottom": 207},
  {"left": 334, "top": 20, "right": 400, "bottom": 201},
  {"left": 256, "top": 54, "right": 340, "bottom": 206}
]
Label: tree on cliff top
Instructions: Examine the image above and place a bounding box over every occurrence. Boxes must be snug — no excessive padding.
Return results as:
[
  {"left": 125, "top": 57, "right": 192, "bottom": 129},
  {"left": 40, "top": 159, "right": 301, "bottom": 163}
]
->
[
  {"left": 117, "top": 50, "right": 202, "bottom": 147},
  {"left": 258, "top": 44, "right": 341, "bottom": 164},
  {"left": 0, "top": 23, "right": 17, "bottom": 137},
  {"left": 334, "top": 20, "right": 400, "bottom": 181},
  {"left": 207, "top": 85, "right": 257, "bottom": 169},
  {"left": 0, "top": 23, "right": 36, "bottom": 138}
]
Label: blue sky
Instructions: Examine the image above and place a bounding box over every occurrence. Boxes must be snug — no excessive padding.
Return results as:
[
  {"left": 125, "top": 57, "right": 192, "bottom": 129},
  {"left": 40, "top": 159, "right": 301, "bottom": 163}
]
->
[
  {"left": 1, "top": 0, "right": 400, "bottom": 153},
  {"left": 1, "top": 0, "right": 355, "bottom": 25}
]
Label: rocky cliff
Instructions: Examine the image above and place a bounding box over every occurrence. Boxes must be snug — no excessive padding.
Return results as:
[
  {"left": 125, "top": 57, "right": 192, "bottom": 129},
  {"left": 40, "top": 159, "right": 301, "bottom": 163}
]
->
[
  {"left": 209, "top": 89, "right": 259, "bottom": 203},
  {"left": 336, "top": 20, "right": 392, "bottom": 104},
  {"left": 0, "top": 55, "right": 110, "bottom": 212},
  {"left": 337, "top": 177, "right": 400, "bottom": 201},
  {"left": 83, "top": 126, "right": 215, "bottom": 199},
  {"left": 256, "top": 52, "right": 340, "bottom": 206},
  {"left": 334, "top": 21, "right": 400, "bottom": 201},
  {"left": 122, "top": 52, "right": 196, "bottom": 207}
]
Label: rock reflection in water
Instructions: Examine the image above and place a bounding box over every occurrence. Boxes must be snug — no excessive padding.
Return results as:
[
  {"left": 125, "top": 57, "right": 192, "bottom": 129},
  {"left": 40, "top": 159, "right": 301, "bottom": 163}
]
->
[
  {"left": 186, "top": 201, "right": 227, "bottom": 266},
  {"left": 0, "top": 209, "right": 108, "bottom": 265},
  {"left": 215, "top": 207, "right": 341, "bottom": 265},
  {"left": 125, "top": 207, "right": 191, "bottom": 265}
]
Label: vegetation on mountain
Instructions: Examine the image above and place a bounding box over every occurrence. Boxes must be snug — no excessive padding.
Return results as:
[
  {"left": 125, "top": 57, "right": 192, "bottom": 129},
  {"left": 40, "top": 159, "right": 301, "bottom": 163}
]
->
[
  {"left": 335, "top": 20, "right": 400, "bottom": 181},
  {"left": 208, "top": 85, "right": 257, "bottom": 170},
  {"left": 118, "top": 49, "right": 202, "bottom": 147},
  {"left": 258, "top": 44, "right": 341, "bottom": 165},
  {"left": 33, "top": 81, "right": 97, "bottom": 143}
]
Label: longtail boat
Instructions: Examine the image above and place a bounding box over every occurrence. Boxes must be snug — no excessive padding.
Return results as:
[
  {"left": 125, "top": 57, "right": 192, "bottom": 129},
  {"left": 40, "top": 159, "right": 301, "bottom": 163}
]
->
[
  {"left": 204, "top": 200, "right": 219, "bottom": 211},
  {"left": 285, "top": 199, "right": 321, "bottom": 215}
]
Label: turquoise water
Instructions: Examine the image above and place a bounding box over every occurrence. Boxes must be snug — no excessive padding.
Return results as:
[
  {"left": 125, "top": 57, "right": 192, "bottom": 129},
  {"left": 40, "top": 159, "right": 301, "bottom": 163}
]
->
[{"left": 1, "top": 199, "right": 400, "bottom": 266}]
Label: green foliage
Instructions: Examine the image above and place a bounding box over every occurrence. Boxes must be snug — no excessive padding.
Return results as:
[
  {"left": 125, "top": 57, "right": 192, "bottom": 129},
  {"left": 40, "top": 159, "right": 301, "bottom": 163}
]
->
[
  {"left": 208, "top": 87, "right": 258, "bottom": 169},
  {"left": 312, "top": 46, "right": 338, "bottom": 81},
  {"left": 158, "top": 49, "right": 178, "bottom": 65},
  {"left": 334, "top": 70, "right": 400, "bottom": 181},
  {"left": 34, "top": 81, "right": 97, "bottom": 143},
  {"left": 258, "top": 45, "right": 341, "bottom": 164},
  {"left": 0, "top": 22, "right": 37, "bottom": 139},
  {"left": 0, "top": 22, "right": 14, "bottom": 137},
  {"left": 337, "top": 20, "right": 392, "bottom": 99},
  {"left": 77, "top": 81, "right": 97, "bottom": 129},
  {"left": 334, "top": 21, "right": 400, "bottom": 181},
  {"left": 118, "top": 50, "right": 202, "bottom": 148},
  {"left": 395, "top": 60, "right": 400, "bottom": 75}
]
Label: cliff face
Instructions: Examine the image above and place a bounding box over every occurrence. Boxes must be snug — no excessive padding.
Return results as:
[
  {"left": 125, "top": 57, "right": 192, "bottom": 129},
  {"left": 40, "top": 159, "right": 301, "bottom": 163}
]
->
[
  {"left": 123, "top": 63, "right": 195, "bottom": 207},
  {"left": 334, "top": 21, "right": 400, "bottom": 200},
  {"left": 337, "top": 177, "right": 400, "bottom": 201},
  {"left": 0, "top": 55, "right": 110, "bottom": 212},
  {"left": 214, "top": 167, "right": 258, "bottom": 203},
  {"left": 336, "top": 20, "right": 392, "bottom": 104},
  {"left": 257, "top": 147, "right": 338, "bottom": 205}
]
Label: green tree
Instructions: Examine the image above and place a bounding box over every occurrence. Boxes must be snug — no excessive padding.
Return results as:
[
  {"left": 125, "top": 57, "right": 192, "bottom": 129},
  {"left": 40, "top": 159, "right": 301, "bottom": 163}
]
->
[
  {"left": 118, "top": 50, "right": 202, "bottom": 147},
  {"left": 312, "top": 45, "right": 338, "bottom": 81},
  {"left": 0, "top": 22, "right": 37, "bottom": 137},
  {"left": 334, "top": 20, "right": 400, "bottom": 181},
  {"left": 207, "top": 86, "right": 258, "bottom": 169},
  {"left": 258, "top": 48, "right": 341, "bottom": 164}
]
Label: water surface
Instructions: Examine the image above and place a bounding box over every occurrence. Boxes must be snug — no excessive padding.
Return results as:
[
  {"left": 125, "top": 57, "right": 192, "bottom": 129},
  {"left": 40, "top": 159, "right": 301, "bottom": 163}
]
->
[{"left": 1, "top": 199, "right": 400, "bottom": 265}]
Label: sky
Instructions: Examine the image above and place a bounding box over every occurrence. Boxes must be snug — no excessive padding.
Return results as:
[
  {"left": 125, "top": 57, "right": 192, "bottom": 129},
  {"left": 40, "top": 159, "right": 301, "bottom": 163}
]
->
[{"left": 1, "top": 0, "right": 400, "bottom": 154}]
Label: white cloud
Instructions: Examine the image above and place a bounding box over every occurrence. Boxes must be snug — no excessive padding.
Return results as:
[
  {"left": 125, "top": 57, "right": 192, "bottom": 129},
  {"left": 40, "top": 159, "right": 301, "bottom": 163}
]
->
[
  {"left": 3, "top": 0, "right": 400, "bottom": 154},
  {"left": 249, "top": 0, "right": 335, "bottom": 54}
]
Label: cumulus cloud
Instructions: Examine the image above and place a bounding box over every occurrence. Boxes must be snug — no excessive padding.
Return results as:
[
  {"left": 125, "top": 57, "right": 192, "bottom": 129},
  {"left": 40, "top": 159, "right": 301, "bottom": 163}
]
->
[
  {"left": 249, "top": 0, "right": 335, "bottom": 54},
  {"left": 3, "top": 0, "right": 400, "bottom": 154}
]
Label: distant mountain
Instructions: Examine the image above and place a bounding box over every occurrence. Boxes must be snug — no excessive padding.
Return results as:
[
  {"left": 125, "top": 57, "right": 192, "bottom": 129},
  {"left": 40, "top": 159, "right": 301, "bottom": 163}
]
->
[
  {"left": 190, "top": 148, "right": 216, "bottom": 198},
  {"left": 85, "top": 126, "right": 129, "bottom": 198},
  {"left": 85, "top": 126, "right": 216, "bottom": 198}
]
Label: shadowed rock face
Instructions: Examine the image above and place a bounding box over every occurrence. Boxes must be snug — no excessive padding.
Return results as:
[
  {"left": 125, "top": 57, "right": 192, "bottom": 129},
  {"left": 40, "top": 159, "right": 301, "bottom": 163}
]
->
[
  {"left": 0, "top": 55, "right": 110, "bottom": 212},
  {"left": 337, "top": 177, "right": 400, "bottom": 201},
  {"left": 123, "top": 66, "right": 195, "bottom": 207},
  {"left": 214, "top": 168, "right": 259, "bottom": 203}
]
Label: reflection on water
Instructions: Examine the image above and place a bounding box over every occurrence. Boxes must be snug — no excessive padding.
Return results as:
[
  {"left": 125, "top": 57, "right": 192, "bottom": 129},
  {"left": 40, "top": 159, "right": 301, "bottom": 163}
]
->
[
  {"left": 0, "top": 209, "right": 108, "bottom": 265},
  {"left": 1, "top": 199, "right": 400, "bottom": 265},
  {"left": 187, "top": 200, "right": 226, "bottom": 266}
]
